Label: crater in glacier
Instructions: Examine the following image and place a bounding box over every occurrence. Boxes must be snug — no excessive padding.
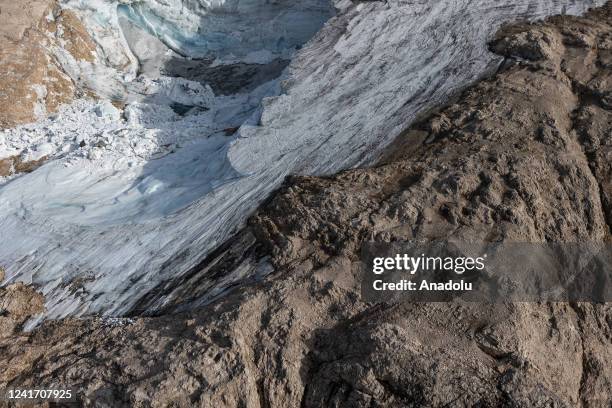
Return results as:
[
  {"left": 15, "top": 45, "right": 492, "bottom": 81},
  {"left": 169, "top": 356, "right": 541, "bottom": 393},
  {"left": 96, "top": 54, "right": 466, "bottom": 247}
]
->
[{"left": 113, "top": 0, "right": 333, "bottom": 220}]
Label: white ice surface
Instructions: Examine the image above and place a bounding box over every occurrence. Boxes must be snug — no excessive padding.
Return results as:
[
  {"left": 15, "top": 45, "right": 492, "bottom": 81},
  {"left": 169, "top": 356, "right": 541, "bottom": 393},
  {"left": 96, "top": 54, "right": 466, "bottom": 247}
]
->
[{"left": 0, "top": 0, "right": 605, "bottom": 324}]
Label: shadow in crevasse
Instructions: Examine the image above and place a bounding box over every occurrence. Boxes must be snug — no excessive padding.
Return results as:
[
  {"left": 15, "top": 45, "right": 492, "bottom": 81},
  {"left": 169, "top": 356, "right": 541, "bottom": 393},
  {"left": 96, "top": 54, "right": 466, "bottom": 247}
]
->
[{"left": 162, "top": 56, "right": 290, "bottom": 96}]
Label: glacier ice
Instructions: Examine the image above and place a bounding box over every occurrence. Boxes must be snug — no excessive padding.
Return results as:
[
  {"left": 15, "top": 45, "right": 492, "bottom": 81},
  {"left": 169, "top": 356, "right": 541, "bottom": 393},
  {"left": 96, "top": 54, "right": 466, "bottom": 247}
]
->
[{"left": 0, "top": 0, "right": 606, "bottom": 324}]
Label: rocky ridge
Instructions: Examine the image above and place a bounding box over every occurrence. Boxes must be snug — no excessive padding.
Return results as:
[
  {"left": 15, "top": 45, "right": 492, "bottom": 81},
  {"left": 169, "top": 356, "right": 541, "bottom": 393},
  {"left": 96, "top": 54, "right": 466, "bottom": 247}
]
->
[{"left": 0, "top": 3, "right": 611, "bottom": 407}]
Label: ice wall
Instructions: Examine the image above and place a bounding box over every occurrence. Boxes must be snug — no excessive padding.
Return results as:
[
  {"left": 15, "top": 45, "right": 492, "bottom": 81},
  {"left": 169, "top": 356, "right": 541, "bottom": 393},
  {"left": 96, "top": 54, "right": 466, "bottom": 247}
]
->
[
  {"left": 57, "top": 0, "right": 334, "bottom": 100},
  {"left": 117, "top": 0, "right": 335, "bottom": 62},
  {"left": 0, "top": 0, "right": 605, "bottom": 324}
]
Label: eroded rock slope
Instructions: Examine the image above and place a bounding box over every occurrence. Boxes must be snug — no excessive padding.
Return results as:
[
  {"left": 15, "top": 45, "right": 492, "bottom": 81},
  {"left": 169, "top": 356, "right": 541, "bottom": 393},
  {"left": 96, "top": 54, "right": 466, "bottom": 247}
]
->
[{"left": 1, "top": 3, "right": 611, "bottom": 407}]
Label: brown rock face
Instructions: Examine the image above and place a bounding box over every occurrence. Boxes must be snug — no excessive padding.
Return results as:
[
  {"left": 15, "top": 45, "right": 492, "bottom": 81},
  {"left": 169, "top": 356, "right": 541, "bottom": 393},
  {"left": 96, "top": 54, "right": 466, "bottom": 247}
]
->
[
  {"left": 0, "top": 267, "right": 45, "bottom": 339},
  {"left": 0, "top": 0, "right": 95, "bottom": 128},
  {"left": 0, "top": 4, "right": 611, "bottom": 408},
  {"left": 0, "top": 155, "right": 48, "bottom": 177}
]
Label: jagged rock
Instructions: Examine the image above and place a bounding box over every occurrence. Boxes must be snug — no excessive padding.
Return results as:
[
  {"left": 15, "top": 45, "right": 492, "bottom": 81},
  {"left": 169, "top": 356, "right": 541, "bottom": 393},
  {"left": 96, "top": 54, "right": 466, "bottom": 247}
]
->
[
  {"left": 0, "top": 3, "right": 611, "bottom": 407},
  {"left": 0, "top": 0, "right": 96, "bottom": 128}
]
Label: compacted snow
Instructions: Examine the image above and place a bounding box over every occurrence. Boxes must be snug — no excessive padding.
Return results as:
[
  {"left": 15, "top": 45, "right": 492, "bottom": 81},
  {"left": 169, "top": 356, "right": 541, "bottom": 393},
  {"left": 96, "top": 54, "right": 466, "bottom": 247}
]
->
[{"left": 0, "top": 0, "right": 604, "bottom": 324}]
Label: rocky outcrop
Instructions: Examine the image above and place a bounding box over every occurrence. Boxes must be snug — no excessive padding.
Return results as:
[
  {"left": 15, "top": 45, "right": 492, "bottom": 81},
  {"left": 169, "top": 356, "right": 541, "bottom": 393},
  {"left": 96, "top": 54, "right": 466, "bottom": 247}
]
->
[
  {"left": 0, "top": 268, "right": 44, "bottom": 339},
  {"left": 0, "top": 3, "right": 610, "bottom": 407},
  {"left": 0, "top": 0, "right": 95, "bottom": 128},
  {"left": 0, "top": 155, "right": 48, "bottom": 177}
]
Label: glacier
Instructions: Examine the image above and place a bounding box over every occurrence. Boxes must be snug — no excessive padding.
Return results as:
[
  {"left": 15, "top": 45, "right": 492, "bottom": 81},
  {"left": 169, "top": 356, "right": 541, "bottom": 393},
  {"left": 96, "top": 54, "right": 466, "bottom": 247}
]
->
[{"left": 0, "top": 0, "right": 605, "bottom": 325}]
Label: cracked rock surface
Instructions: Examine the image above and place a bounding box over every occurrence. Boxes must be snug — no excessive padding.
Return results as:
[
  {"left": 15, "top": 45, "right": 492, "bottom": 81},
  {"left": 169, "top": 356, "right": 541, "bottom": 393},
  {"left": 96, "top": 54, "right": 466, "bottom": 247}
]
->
[{"left": 0, "top": 3, "right": 611, "bottom": 407}]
